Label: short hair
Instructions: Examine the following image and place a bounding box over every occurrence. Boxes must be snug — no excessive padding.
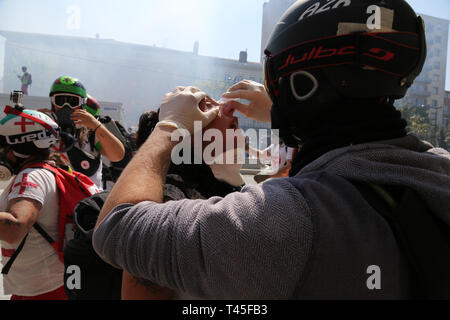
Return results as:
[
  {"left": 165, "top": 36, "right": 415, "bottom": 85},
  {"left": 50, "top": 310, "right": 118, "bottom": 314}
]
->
[{"left": 136, "top": 110, "right": 159, "bottom": 149}]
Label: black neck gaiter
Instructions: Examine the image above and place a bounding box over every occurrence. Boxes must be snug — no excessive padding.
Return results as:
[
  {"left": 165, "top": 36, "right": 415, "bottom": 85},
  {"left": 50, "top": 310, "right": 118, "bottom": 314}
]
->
[
  {"left": 168, "top": 152, "right": 240, "bottom": 198},
  {"left": 289, "top": 101, "right": 407, "bottom": 176}
]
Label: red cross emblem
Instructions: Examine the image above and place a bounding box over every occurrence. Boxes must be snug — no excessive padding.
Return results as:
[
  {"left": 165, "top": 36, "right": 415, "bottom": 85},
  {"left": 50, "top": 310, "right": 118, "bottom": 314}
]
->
[
  {"left": 14, "top": 117, "right": 35, "bottom": 133},
  {"left": 12, "top": 173, "right": 38, "bottom": 195}
]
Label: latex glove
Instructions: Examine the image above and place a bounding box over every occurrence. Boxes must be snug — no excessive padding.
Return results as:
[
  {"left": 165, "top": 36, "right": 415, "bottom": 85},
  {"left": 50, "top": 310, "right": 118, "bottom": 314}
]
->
[
  {"left": 210, "top": 162, "right": 245, "bottom": 187},
  {"left": 209, "top": 148, "right": 245, "bottom": 187},
  {"left": 158, "top": 86, "right": 219, "bottom": 134},
  {"left": 222, "top": 79, "right": 272, "bottom": 123}
]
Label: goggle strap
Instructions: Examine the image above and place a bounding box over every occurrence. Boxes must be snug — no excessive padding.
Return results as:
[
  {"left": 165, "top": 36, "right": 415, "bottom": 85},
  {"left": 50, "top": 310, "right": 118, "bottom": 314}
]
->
[{"left": 4, "top": 105, "right": 58, "bottom": 137}]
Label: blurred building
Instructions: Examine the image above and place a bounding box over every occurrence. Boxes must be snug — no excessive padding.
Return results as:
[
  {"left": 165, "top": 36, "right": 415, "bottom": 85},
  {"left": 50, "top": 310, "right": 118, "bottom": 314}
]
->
[
  {"left": 0, "top": 30, "right": 266, "bottom": 131},
  {"left": 402, "top": 14, "right": 449, "bottom": 129},
  {"left": 260, "top": 0, "right": 297, "bottom": 62}
]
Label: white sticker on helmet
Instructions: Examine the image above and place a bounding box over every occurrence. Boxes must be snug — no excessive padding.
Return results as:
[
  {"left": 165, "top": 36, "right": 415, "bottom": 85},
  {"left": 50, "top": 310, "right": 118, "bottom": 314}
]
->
[{"left": 337, "top": 7, "right": 394, "bottom": 35}]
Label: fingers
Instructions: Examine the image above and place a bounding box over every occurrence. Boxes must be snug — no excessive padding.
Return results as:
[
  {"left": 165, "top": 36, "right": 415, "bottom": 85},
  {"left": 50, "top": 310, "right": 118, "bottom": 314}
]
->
[
  {"left": 226, "top": 100, "right": 249, "bottom": 117},
  {"left": 222, "top": 89, "right": 254, "bottom": 101},
  {"left": 227, "top": 81, "right": 250, "bottom": 92},
  {"left": 201, "top": 107, "right": 220, "bottom": 127},
  {"left": 226, "top": 79, "right": 257, "bottom": 92},
  {"left": 205, "top": 96, "right": 219, "bottom": 106},
  {"left": 191, "top": 89, "right": 207, "bottom": 104},
  {"left": 173, "top": 86, "right": 185, "bottom": 93}
]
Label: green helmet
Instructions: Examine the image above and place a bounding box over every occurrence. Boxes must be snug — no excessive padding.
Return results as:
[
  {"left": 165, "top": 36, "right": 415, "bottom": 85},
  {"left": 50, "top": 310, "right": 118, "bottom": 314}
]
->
[{"left": 49, "top": 76, "right": 87, "bottom": 98}]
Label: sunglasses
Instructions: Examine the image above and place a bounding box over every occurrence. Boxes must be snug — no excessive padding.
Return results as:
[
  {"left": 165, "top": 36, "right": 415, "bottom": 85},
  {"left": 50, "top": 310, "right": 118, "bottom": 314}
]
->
[{"left": 51, "top": 94, "right": 86, "bottom": 109}]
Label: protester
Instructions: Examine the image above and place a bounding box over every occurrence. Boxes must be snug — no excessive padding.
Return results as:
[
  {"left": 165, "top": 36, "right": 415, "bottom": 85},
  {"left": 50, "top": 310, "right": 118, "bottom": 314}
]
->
[
  {"left": 0, "top": 108, "right": 66, "bottom": 300},
  {"left": 48, "top": 76, "right": 125, "bottom": 189},
  {"left": 121, "top": 98, "right": 245, "bottom": 299},
  {"left": 94, "top": 0, "right": 450, "bottom": 299},
  {"left": 17, "top": 66, "right": 32, "bottom": 96}
]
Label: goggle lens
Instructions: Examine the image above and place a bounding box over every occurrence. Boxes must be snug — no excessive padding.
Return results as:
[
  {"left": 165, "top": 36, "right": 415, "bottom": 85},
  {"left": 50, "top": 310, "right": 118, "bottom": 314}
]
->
[{"left": 53, "top": 95, "right": 82, "bottom": 108}]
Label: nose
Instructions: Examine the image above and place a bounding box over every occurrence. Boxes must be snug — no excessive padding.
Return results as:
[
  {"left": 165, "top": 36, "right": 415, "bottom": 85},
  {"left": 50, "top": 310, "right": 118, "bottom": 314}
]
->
[{"left": 221, "top": 103, "right": 235, "bottom": 117}]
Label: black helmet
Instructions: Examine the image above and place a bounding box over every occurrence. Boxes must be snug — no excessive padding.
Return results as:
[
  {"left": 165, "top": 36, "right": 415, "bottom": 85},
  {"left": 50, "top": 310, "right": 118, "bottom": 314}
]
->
[{"left": 264, "top": 0, "right": 426, "bottom": 147}]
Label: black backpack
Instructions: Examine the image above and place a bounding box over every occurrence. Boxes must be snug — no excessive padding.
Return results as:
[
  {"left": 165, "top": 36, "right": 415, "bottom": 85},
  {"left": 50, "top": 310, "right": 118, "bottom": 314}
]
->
[
  {"left": 63, "top": 191, "right": 122, "bottom": 300},
  {"left": 63, "top": 176, "right": 194, "bottom": 300}
]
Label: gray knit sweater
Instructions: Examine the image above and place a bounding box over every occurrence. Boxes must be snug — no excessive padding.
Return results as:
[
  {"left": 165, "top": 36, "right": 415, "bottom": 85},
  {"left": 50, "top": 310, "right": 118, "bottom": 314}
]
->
[{"left": 93, "top": 135, "right": 450, "bottom": 299}]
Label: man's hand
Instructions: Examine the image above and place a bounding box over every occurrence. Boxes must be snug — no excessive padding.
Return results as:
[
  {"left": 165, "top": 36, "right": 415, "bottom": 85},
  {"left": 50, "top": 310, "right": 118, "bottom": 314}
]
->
[
  {"left": 158, "top": 86, "right": 219, "bottom": 134},
  {"left": 0, "top": 198, "right": 41, "bottom": 244},
  {"left": 71, "top": 109, "right": 101, "bottom": 130},
  {"left": 222, "top": 80, "right": 272, "bottom": 123}
]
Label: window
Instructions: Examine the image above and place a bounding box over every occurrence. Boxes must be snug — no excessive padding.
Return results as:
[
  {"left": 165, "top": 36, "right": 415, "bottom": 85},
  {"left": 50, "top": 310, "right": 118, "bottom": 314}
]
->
[
  {"left": 432, "top": 100, "right": 438, "bottom": 107},
  {"left": 434, "top": 75, "right": 440, "bottom": 82},
  {"left": 436, "top": 49, "right": 441, "bottom": 57},
  {"left": 433, "top": 87, "right": 439, "bottom": 95},
  {"left": 434, "top": 61, "right": 441, "bottom": 69}
]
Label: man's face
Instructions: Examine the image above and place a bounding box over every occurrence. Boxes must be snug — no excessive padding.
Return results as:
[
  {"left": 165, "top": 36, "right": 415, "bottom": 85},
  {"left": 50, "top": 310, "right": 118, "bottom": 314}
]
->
[
  {"left": 199, "top": 97, "right": 240, "bottom": 159},
  {"left": 22, "top": 67, "right": 26, "bottom": 73},
  {"left": 200, "top": 98, "right": 239, "bottom": 136},
  {"left": 51, "top": 94, "right": 84, "bottom": 129}
]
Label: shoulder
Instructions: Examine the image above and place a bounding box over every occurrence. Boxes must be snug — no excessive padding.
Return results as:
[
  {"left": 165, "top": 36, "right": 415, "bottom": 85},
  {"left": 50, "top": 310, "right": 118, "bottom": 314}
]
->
[
  {"left": 7, "top": 167, "right": 57, "bottom": 203},
  {"left": 16, "top": 167, "right": 56, "bottom": 183},
  {"left": 13, "top": 168, "right": 57, "bottom": 193}
]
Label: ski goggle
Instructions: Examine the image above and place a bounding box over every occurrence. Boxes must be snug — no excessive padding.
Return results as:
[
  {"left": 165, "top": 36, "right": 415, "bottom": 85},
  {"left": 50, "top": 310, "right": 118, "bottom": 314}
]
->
[{"left": 51, "top": 93, "right": 86, "bottom": 109}]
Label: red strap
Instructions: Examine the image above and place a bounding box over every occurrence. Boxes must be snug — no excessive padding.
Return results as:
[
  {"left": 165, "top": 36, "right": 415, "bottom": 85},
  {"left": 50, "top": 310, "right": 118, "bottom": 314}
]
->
[
  {"left": 4, "top": 105, "right": 57, "bottom": 136},
  {"left": 24, "top": 162, "right": 60, "bottom": 175},
  {"left": 1, "top": 248, "right": 16, "bottom": 258}
]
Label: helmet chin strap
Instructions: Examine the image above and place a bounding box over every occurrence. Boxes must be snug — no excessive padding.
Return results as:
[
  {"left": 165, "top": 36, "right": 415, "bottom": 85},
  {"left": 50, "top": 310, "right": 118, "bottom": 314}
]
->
[{"left": 12, "top": 151, "right": 31, "bottom": 159}]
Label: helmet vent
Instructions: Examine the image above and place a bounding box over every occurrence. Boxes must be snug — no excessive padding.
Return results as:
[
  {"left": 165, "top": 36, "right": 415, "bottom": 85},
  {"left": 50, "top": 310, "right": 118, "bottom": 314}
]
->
[{"left": 290, "top": 71, "right": 318, "bottom": 101}]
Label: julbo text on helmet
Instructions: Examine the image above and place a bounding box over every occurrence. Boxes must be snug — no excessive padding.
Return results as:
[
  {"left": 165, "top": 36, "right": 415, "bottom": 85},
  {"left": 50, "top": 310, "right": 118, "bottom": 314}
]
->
[{"left": 263, "top": 0, "right": 426, "bottom": 147}]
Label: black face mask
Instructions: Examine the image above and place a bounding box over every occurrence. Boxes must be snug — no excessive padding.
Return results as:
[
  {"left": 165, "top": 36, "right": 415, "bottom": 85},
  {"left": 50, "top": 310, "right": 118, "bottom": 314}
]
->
[{"left": 55, "top": 106, "right": 75, "bottom": 132}]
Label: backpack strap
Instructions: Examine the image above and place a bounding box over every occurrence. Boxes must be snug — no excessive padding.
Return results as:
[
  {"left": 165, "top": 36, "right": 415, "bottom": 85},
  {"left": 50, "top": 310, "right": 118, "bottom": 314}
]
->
[
  {"left": 33, "top": 223, "right": 57, "bottom": 248},
  {"left": 1, "top": 234, "right": 28, "bottom": 275},
  {"left": 351, "top": 181, "right": 450, "bottom": 299},
  {"left": 0, "top": 223, "right": 57, "bottom": 275},
  {"left": 19, "top": 162, "right": 66, "bottom": 259}
]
